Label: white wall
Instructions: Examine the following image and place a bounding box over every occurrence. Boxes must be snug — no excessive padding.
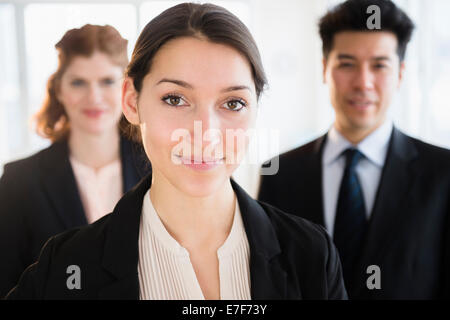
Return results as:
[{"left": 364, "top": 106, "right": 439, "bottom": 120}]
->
[{"left": 1, "top": 0, "right": 449, "bottom": 196}]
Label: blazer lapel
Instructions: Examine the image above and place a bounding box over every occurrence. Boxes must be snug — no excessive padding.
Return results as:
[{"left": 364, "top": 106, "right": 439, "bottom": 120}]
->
[
  {"left": 353, "top": 128, "right": 419, "bottom": 293},
  {"left": 99, "top": 174, "right": 151, "bottom": 299},
  {"left": 231, "top": 180, "right": 289, "bottom": 299},
  {"left": 39, "top": 140, "right": 87, "bottom": 229},
  {"left": 305, "top": 135, "right": 327, "bottom": 226}
]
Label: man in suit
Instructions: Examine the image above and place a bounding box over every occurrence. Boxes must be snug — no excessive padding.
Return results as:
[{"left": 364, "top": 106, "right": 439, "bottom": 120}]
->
[{"left": 258, "top": 0, "right": 450, "bottom": 299}]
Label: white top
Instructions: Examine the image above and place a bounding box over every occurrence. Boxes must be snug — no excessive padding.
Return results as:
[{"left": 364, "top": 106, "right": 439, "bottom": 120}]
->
[
  {"left": 69, "top": 156, "right": 123, "bottom": 224},
  {"left": 138, "top": 189, "right": 251, "bottom": 300},
  {"left": 322, "top": 120, "right": 393, "bottom": 235}
]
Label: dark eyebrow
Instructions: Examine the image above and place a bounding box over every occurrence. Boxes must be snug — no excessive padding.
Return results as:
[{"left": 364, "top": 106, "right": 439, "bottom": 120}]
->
[
  {"left": 156, "top": 78, "right": 193, "bottom": 89},
  {"left": 337, "top": 54, "right": 392, "bottom": 62},
  {"left": 337, "top": 54, "right": 356, "bottom": 60},
  {"left": 221, "top": 85, "right": 251, "bottom": 93},
  {"left": 156, "top": 78, "right": 251, "bottom": 93},
  {"left": 372, "top": 56, "right": 391, "bottom": 62}
]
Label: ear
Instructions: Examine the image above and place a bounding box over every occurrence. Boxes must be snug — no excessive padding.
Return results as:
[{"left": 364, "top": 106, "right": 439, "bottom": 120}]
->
[
  {"left": 322, "top": 57, "right": 328, "bottom": 84},
  {"left": 398, "top": 61, "right": 405, "bottom": 88},
  {"left": 122, "top": 77, "right": 140, "bottom": 125}
]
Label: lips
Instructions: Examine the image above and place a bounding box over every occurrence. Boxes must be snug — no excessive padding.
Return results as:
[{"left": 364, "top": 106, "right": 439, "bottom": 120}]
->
[
  {"left": 83, "top": 109, "right": 105, "bottom": 118},
  {"left": 176, "top": 155, "right": 224, "bottom": 164},
  {"left": 174, "top": 154, "right": 225, "bottom": 171},
  {"left": 348, "top": 99, "right": 375, "bottom": 108}
]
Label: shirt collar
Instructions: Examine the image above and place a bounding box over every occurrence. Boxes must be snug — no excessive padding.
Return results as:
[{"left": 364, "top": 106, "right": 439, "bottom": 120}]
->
[{"left": 323, "top": 120, "right": 393, "bottom": 167}]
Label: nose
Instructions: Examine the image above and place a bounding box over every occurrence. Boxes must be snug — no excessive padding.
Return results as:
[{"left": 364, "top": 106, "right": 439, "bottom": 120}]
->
[
  {"left": 196, "top": 104, "right": 221, "bottom": 132},
  {"left": 353, "top": 65, "right": 375, "bottom": 91},
  {"left": 86, "top": 84, "right": 103, "bottom": 105},
  {"left": 191, "top": 104, "right": 222, "bottom": 157}
]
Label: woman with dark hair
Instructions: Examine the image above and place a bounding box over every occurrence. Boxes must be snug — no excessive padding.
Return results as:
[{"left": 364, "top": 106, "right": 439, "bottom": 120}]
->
[
  {"left": 0, "top": 24, "right": 149, "bottom": 298},
  {"left": 6, "top": 3, "right": 347, "bottom": 300}
]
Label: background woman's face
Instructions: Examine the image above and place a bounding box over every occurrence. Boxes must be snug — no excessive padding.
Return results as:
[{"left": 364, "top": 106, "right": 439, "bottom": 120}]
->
[
  {"left": 58, "top": 51, "right": 124, "bottom": 136},
  {"left": 136, "top": 37, "right": 258, "bottom": 197}
]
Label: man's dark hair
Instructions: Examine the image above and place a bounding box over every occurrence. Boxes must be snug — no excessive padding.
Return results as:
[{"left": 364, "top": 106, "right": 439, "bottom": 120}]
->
[{"left": 319, "top": 0, "right": 415, "bottom": 61}]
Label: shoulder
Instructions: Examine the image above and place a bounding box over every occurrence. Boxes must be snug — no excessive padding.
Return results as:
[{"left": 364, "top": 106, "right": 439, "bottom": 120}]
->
[
  {"left": 394, "top": 132, "right": 450, "bottom": 178},
  {"left": 2, "top": 143, "right": 62, "bottom": 179},
  {"left": 46, "top": 213, "right": 111, "bottom": 259},
  {"left": 258, "top": 200, "right": 330, "bottom": 255},
  {"left": 409, "top": 136, "right": 450, "bottom": 166},
  {"left": 6, "top": 214, "right": 112, "bottom": 299},
  {"left": 264, "top": 135, "right": 325, "bottom": 171}
]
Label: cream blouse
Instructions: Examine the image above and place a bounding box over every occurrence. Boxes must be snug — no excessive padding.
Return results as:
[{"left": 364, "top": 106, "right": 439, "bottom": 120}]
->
[
  {"left": 138, "top": 189, "right": 251, "bottom": 300},
  {"left": 69, "top": 156, "right": 123, "bottom": 224}
]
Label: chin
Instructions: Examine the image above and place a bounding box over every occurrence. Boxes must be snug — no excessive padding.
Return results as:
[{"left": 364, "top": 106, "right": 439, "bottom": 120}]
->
[
  {"left": 82, "top": 123, "right": 117, "bottom": 136},
  {"left": 172, "top": 171, "right": 229, "bottom": 198}
]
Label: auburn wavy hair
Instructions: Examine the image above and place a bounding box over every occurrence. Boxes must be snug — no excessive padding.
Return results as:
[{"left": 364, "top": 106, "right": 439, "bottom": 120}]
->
[{"left": 34, "top": 24, "right": 128, "bottom": 142}]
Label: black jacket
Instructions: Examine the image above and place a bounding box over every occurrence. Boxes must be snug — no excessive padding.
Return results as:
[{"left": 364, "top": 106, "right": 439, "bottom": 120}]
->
[
  {"left": 6, "top": 173, "right": 347, "bottom": 300},
  {"left": 258, "top": 127, "right": 450, "bottom": 299},
  {"left": 0, "top": 135, "right": 150, "bottom": 297}
]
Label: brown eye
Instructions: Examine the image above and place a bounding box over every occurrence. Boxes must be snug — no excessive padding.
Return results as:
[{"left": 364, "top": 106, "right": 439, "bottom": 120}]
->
[
  {"left": 170, "top": 97, "right": 181, "bottom": 105},
  {"left": 162, "top": 95, "right": 187, "bottom": 107},
  {"left": 228, "top": 101, "right": 238, "bottom": 109},
  {"left": 223, "top": 99, "right": 246, "bottom": 112}
]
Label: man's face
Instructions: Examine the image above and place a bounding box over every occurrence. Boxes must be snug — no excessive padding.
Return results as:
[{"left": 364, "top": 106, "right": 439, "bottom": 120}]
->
[{"left": 323, "top": 31, "right": 404, "bottom": 140}]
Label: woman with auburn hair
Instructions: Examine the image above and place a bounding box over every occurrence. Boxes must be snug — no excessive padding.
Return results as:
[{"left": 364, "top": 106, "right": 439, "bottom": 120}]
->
[
  {"left": 0, "top": 24, "right": 149, "bottom": 298},
  {"left": 7, "top": 3, "right": 347, "bottom": 300}
]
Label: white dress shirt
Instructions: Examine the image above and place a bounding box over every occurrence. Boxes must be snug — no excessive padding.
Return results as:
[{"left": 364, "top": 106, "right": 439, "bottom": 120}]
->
[
  {"left": 322, "top": 120, "right": 393, "bottom": 235},
  {"left": 138, "top": 189, "right": 251, "bottom": 300}
]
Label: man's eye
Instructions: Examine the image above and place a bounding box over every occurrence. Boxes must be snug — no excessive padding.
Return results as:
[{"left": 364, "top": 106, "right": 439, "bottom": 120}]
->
[
  {"left": 374, "top": 64, "right": 387, "bottom": 69},
  {"left": 101, "top": 78, "right": 116, "bottom": 86},
  {"left": 162, "top": 95, "right": 187, "bottom": 107},
  {"left": 339, "top": 63, "right": 354, "bottom": 68},
  {"left": 223, "top": 99, "right": 246, "bottom": 111}
]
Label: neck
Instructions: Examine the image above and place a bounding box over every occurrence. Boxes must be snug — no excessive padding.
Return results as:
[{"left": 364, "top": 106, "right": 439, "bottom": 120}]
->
[
  {"left": 149, "top": 170, "right": 236, "bottom": 250},
  {"left": 335, "top": 119, "right": 386, "bottom": 145},
  {"left": 68, "top": 127, "right": 120, "bottom": 170}
]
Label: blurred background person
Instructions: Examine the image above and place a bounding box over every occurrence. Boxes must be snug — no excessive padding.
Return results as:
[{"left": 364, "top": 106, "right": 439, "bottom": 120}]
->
[
  {"left": 0, "top": 24, "right": 150, "bottom": 298},
  {"left": 258, "top": 0, "right": 450, "bottom": 299}
]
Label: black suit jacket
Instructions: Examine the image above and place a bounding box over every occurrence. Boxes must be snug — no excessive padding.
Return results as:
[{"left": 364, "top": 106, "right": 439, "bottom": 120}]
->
[
  {"left": 6, "top": 173, "right": 347, "bottom": 300},
  {"left": 0, "top": 135, "right": 151, "bottom": 298},
  {"left": 258, "top": 127, "right": 450, "bottom": 299}
]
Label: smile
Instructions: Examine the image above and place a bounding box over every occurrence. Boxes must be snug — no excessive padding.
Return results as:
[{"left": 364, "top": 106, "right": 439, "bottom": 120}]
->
[
  {"left": 173, "top": 154, "right": 225, "bottom": 171},
  {"left": 348, "top": 99, "right": 375, "bottom": 109},
  {"left": 83, "top": 109, "right": 105, "bottom": 118}
]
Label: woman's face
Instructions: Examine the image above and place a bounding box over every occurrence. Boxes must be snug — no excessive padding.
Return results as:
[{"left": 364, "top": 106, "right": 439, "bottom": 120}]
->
[
  {"left": 58, "top": 51, "right": 124, "bottom": 136},
  {"left": 123, "top": 37, "right": 258, "bottom": 197}
]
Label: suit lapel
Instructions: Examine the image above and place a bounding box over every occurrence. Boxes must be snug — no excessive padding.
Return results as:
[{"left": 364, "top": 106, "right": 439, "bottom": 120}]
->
[
  {"left": 99, "top": 174, "right": 151, "bottom": 299},
  {"left": 353, "top": 128, "right": 419, "bottom": 294},
  {"left": 311, "top": 135, "right": 327, "bottom": 226},
  {"left": 231, "top": 180, "right": 288, "bottom": 299},
  {"left": 300, "top": 135, "right": 327, "bottom": 226},
  {"left": 39, "top": 140, "right": 87, "bottom": 229}
]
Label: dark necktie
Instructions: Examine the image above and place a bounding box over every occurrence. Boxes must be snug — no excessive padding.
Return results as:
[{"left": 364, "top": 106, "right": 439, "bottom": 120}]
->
[{"left": 333, "top": 148, "right": 368, "bottom": 294}]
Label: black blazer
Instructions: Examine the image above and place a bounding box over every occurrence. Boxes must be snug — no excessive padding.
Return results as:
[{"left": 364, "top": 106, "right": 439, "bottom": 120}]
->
[
  {"left": 258, "top": 127, "right": 450, "bottom": 299},
  {"left": 6, "top": 173, "right": 347, "bottom": 300},
  {"left": 0, "top": 135, "right": 150, "bottom": 298}
]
